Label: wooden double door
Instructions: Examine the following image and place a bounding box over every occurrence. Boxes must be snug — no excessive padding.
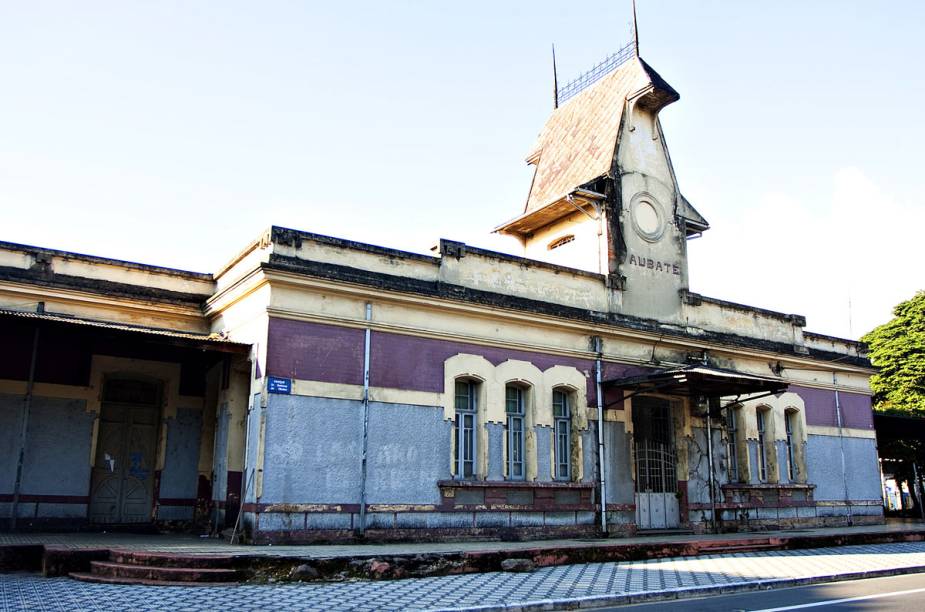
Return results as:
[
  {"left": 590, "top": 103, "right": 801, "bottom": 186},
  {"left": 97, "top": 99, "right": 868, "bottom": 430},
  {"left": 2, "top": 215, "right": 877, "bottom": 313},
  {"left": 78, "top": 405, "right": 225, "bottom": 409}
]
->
[{"left": 88, "top": 379, "right": 160, "bottom": 524}]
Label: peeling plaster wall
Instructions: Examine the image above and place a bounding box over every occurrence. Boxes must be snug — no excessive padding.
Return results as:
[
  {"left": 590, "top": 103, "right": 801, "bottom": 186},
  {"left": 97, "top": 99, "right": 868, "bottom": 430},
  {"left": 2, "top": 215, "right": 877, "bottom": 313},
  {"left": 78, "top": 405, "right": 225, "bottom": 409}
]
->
[{"left": 686, "top": 426, "right": 723, "bottom": 506}]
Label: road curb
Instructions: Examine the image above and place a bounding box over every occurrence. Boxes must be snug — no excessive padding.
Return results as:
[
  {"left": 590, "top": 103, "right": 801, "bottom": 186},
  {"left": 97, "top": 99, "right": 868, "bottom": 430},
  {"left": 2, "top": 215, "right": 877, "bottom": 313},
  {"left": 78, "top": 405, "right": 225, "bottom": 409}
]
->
[{"left": 428, "top": 563, "right": 925, "bottom": 612}]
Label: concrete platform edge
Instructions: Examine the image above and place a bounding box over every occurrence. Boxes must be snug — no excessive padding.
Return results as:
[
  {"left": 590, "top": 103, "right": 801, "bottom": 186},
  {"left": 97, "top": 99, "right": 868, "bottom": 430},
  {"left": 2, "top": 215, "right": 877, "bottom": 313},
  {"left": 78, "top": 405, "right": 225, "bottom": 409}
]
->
[{"left": 431, "top": 564, "right": 925, "bottom": 612}]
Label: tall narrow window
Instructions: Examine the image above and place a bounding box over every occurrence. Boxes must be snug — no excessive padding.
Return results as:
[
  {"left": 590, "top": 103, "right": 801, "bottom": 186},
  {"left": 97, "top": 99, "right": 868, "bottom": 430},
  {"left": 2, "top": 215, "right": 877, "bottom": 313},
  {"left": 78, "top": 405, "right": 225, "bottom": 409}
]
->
[
  {"left": 785, "top": 410, "right": 796, "bottom": 482},
  {"left": 725, "top": 407, "right": 739, "bottom": 483},
  {"left": 454, "top": 380, "right": 476, "bottom": 479},
  {"left": 505, "top": 385, "right": 525, "bottom": 480},
  {"left": 553, "top": 389, "right": 571, "bottom": 480},
  {"left": 756, "top": 409, "right": 768, "bottom": 482}
]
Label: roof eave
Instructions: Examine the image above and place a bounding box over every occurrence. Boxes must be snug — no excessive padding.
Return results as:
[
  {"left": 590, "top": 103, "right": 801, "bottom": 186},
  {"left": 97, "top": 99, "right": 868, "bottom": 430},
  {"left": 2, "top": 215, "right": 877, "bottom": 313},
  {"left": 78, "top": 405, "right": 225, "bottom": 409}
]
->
[{"left": 494, "top": 189, "right": 606, "bottom": 236}]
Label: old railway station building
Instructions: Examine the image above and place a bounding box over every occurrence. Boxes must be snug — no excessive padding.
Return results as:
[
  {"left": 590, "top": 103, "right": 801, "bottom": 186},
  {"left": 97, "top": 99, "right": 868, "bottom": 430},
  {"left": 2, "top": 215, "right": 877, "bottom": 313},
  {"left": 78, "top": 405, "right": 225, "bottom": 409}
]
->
[{"left": 0, "top": 52, "right": 881, "bottom": 542}]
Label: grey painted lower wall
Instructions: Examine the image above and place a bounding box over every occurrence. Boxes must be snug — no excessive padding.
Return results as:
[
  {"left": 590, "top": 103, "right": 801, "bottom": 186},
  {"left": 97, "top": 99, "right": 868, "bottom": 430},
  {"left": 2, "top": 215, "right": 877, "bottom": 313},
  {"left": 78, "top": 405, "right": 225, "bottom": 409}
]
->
[
  {"left": 535, "top": 425, "right": 551, "bottom": 480},
  {"left": 1, "top": 393, "right": 205, "bottom": 524},
  {"left": 0, "top": 395, "right": 94, "bottom": 498},
  {"left": 259, "top": 395, "right": 451, "bottom": 506},
  {"left": 0, "top": 394, "right": 24, "bottom": 495},
  {"left": 487, "top": 423, "right": 504, "bottom": 480},
  {"left": 603, "top": 420, "right": 633, "bottom": 505},
  {"left": 806, "top": 434, "right": 881, "bottom": 502},
  {"left": 158, "top": 407, "right": 203, "bottom": 521}
]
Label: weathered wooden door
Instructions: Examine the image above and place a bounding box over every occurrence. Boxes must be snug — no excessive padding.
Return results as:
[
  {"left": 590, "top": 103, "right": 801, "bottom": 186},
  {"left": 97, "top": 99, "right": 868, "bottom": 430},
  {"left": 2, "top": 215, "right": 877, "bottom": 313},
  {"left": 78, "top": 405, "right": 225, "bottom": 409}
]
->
[
  {"left": 89, "top": 379, "right": 160, "bottom": 524},
  {"left": 633, "top": 396, "right": 680, "bottom": 529}
]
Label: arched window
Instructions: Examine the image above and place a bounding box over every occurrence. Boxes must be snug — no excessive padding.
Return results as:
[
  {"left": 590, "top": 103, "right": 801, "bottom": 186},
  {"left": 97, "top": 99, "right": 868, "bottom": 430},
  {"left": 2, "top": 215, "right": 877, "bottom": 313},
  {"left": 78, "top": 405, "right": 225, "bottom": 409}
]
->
[
  {"left": 552, "top": 388, "right": 572, "bottom": 480},
  {"left": 505, "top": 384, "right": 527, "bottom": 480},
  {"left": 783, "top": 407, "right": 806, "bottom": 483},
  {"left": 725, "top": 405, "right": 740, "bottom": 483},
  {"left": 784, "top": 409, "right": 796, "bottom": 481},
  {"left": 756, "top": 407, "right": 769, "bottom": 483},
  {"left": 454, "top": 378, "right": 478, "bottom": 479}
]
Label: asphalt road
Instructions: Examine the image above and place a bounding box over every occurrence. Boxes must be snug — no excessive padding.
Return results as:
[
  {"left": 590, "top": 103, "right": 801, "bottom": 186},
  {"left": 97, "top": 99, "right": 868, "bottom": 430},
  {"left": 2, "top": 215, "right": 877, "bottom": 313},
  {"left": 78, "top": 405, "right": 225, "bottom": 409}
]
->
[{"left": 593, "top": 572, "right": 925, "bottom": 611}]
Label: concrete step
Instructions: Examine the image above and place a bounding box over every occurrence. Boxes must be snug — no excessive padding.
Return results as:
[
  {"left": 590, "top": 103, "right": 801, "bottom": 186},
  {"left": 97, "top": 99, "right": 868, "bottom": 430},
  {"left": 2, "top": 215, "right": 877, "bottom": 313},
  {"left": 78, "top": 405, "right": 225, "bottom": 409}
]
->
[
  {"left": 84, "top": 560, "right": 242, "bottom": 583},
  {"left": 109, "top": 550, "right": 240, "bottom": 569},
  {"left": 700, "top": 542, "right": 777, "bottom": 554},
  {"left": 635, "top": 528, "right": 695, "bottom": 537},
  {"left": 69, "top": 572, "right": 238, "bottom": 587}
]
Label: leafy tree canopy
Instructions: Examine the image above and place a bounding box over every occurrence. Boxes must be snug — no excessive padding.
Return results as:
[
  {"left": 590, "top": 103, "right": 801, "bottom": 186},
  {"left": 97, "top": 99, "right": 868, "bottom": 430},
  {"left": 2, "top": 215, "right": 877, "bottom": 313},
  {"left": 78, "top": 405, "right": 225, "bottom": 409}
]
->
[{"left": 861, "top": 290, "right": 925, "bottom": 415}]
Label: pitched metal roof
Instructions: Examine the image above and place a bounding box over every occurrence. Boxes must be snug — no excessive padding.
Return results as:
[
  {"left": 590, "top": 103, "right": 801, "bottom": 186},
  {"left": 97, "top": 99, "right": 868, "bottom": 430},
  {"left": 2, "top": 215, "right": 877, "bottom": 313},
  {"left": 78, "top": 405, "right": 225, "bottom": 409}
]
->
[{"left": 523, "top": 57, "right": 673, "bottom": 215}]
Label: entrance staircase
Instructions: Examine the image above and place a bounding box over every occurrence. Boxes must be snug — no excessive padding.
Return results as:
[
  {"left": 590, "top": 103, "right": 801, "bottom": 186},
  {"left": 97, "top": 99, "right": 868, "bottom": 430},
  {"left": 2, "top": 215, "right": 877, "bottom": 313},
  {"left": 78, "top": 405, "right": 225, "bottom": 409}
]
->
[{"left": 70, "top": 550, "right": 243, "bottom": 586}]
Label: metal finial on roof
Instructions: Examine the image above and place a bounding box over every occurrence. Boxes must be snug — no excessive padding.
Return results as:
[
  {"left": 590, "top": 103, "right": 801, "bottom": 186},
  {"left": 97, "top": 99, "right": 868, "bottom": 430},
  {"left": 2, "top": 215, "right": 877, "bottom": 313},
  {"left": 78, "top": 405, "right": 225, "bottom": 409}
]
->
[
  {"left": 552, "top": 44, "right": 559, "bottom": 109},
  {"left": 632, "top": 0, "right": 640, "bottom": 56},
  {"left": 555, "top": 40, "right": 636, "bottom": 105}
]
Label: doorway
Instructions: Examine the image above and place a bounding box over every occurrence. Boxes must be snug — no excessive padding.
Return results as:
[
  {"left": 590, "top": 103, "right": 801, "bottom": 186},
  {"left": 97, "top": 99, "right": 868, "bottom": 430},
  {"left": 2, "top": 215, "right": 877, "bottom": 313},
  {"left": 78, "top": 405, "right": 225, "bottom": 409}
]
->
[
  {"left": 89, "top": 378, "right": 161, "bottom": 524},
  {"left": 632, "top": 396, "right": 680, "bottom": 529}
]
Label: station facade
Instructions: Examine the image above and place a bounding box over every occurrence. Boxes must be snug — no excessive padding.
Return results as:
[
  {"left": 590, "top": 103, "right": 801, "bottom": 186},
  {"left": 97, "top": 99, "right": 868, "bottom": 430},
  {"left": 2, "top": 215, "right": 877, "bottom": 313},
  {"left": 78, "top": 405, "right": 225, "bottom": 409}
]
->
[{"left": 0, "top": 53, "right": 881, "bottom": 541}]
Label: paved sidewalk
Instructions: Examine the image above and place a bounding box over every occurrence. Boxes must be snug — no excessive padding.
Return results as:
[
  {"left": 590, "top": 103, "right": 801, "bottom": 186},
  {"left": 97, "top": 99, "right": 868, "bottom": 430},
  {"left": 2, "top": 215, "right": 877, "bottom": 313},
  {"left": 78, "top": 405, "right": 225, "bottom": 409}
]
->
[
  {"left": 3, "top": 541, "right": 925, "bottom": 611},
  {"left": 1, "top": 521, "right": 922, "bottom": 558}
]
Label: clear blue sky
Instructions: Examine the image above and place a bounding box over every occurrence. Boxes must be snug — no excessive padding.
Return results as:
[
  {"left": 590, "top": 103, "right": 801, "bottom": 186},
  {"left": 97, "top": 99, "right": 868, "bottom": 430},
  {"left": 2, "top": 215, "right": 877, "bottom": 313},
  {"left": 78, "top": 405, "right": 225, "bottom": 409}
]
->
[{"left": 1, "top": 1, "right": 922, "bottom": 339}]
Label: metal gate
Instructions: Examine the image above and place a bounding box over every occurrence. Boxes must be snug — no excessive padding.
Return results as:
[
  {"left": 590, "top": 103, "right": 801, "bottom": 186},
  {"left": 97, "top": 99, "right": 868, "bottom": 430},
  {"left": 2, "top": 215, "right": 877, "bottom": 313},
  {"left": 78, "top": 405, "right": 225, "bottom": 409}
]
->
[
  {"left": 632, "top": 396, "right": 680, "bottom": 529},
  {"left": 89, "top": 379, "right": 160, "bottom": 524}
]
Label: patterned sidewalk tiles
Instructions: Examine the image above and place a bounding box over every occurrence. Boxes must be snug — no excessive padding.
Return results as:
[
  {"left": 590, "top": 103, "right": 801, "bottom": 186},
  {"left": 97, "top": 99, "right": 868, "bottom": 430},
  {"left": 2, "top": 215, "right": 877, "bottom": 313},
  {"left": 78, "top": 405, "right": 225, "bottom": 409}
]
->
[{"left": 2, "top": 541, "right": 925, "bottom": 612}]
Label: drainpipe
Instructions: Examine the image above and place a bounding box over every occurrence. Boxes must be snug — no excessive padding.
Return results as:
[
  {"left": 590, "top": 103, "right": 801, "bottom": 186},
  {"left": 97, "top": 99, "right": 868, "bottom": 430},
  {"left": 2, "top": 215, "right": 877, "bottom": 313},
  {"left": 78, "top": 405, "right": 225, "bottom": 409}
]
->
[
  {"left": 357, "top": 303, "right": 373, "bottom": 537},
  {"left": 833, "top": 373, "right": 853, "bottom": 526},
  {"left": 593, "top": 336, "right": 609, "bottom": 535},
  {"left": 705, "top": 404, "right": 717, "bottom": 533},
  {"left": 11, "top": 317, "right": 41, "bottom": 531}
]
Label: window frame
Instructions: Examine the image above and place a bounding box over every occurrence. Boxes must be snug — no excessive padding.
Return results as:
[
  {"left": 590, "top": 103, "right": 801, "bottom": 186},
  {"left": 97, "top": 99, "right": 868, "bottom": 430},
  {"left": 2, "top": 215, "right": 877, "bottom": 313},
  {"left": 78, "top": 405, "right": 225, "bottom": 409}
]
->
[
  {"left": 756, "top": 408, "right": 769, "bottom": 483},
  {"left": 785, "top": 409, "right": 796, "bottom": 482},
  {"left": 453, "top": 379, "right": 477, "bottom": 479},
  {"left": 552, "top": 388, "right": 572, "bottom": 481},
  {"left": 725, "top": 406, "right": 739, "bottom": 483},
  {"left": 505, "top": 385, "right": 526, "bottom": 480}
]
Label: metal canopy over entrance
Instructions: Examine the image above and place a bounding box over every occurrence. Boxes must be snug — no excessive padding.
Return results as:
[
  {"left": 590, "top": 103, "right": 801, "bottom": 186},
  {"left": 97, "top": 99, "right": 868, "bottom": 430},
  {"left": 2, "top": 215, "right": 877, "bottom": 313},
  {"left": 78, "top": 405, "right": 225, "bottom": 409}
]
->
[
  {"left": 610, "top": 364, "right": 788, "bottom": 532},
  {"left": 606, "top": 364, "right": 789, "bottom": 402}
]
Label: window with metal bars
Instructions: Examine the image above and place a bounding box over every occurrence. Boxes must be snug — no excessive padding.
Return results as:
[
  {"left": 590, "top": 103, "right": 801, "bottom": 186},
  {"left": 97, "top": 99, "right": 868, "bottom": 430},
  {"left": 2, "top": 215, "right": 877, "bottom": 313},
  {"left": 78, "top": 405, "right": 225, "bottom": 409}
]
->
[
  {"left": 505, "top": 385, "right": 525, "bottom": 480},
  {"left": 552, "top": 389, "right": 571, "bottom": 480},
  {"left": 454, "top": 379, "right": 477, "bottom": 479},
  {"left": 725, "top": 407, "right": 739, "bottom": 483},
  {"left": 756, "top": 408, "right": 769, "bottom": 482}
]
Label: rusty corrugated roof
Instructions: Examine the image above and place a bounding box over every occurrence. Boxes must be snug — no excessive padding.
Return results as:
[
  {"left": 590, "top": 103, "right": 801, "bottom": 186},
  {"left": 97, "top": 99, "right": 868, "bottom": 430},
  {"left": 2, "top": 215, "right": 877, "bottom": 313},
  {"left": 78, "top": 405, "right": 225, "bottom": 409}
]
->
[{"left": 0, "top": 308, "right": 247, "bottom": 349}]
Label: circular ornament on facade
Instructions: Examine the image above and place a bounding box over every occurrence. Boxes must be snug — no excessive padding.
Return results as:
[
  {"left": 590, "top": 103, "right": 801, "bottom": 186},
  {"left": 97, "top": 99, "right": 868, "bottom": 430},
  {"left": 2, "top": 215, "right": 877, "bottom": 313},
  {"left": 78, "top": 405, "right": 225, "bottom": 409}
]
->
[{"left": 630, "top": 193, "right": 666, "bottom": 242}]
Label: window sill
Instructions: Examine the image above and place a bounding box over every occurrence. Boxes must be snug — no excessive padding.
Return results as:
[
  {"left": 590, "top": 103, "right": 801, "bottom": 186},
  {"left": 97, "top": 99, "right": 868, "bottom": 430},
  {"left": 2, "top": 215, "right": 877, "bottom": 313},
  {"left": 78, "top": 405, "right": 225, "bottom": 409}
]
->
[
  {"left": 722, "top": 483, "right": 815, "bottom": 490},
  {"left": 438, "top": 480, "right": 594, "bottom": 490}
]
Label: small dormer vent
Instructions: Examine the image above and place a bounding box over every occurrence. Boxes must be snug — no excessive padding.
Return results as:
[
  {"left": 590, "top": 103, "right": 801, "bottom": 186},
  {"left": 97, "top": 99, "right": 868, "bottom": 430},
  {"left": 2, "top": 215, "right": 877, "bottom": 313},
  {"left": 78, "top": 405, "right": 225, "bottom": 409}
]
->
[{"left": 547, "top": 235, "right": 575, "bottom": 250}]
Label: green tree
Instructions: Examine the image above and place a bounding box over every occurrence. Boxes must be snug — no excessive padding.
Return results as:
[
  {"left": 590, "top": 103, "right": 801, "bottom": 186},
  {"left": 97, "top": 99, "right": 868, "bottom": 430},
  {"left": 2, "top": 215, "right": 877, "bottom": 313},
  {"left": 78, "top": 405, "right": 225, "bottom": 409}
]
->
[{"left": 861, "top": 290, "right": 925, "bottom": 415}]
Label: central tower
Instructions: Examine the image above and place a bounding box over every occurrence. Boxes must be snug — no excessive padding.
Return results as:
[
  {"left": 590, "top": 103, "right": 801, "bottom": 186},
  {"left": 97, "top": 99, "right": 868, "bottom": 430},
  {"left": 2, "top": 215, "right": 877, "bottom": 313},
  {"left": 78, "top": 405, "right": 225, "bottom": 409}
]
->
[{"left": 495, "top": 46, "right": 708, "bottom": 321}]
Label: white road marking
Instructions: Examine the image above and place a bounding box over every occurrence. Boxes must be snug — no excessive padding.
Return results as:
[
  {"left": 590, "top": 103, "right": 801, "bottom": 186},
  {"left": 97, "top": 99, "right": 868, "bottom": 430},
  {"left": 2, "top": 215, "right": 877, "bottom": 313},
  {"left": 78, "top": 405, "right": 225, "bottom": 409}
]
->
[{"left": 754, "top": 585, "right": 925, "bottom": 611}]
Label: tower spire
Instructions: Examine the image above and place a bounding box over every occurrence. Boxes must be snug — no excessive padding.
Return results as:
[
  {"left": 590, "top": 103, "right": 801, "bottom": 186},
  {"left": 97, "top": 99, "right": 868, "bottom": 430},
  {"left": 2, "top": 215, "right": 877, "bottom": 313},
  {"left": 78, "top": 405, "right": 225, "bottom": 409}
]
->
[
  {"left": 632, "top": 0, "right": 640, "bottom": 56},
  {"left": 552, "top": 44, "right": 559, "bottom": 109}
]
